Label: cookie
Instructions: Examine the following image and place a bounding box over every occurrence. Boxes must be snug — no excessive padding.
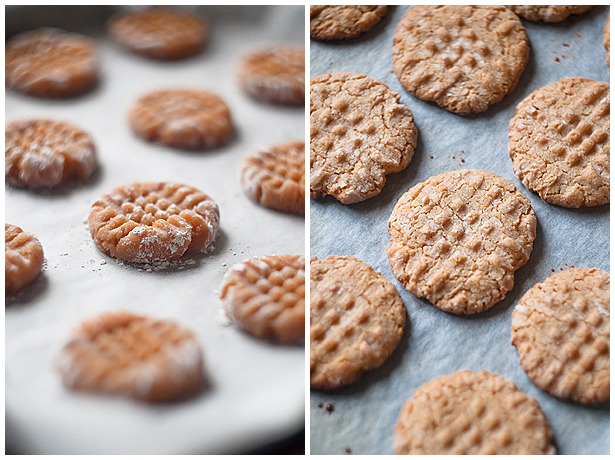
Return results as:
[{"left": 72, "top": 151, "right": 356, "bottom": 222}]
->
[
  {"left": 392, "top": 5, "right": 529, "bottom": 115},
  {"left": 57, "top": 311, "right": 204, "bottom": 402},
  {"left": 107, "top": 7, "right": 208, "bottom": 60},
  {"left": 394, "top": 370, "right": 555, "bottom": 455},
  {"left": 128, "top": 89, "right": 234, "bottom": 150},
  {"left": 507, "top": 5, "right": 592, "bottom": 23},
  {"left": 88, "top": 182, "right": 219, "bottom": 264},
  {"left": 220, "top": 255, "right": 305, "bottom": 344},
  {"left": 310, "top": 72, "right": 417, "bottom": 204},
  {"left": 5, "top": 119, "right": 97, "bottom": 189},
  {"left": 237, "top": 47, "right": 305, "bottom": 105},
  {"left": 508, "top": 77, "right": 610, "bottom": 208},
  {"left": 387, "top": 169, "right": 536, "bottom": 315},
  {"left": 310, "top": 5, "right": 388, "bottom": 40},
  {"left": 310, "top": 256, "right": 406, "bottom": 390},
  {"left": 5, "top": 224, "right": 44, "bottom": 296},
  {"left": 605, "top": 14, "right": 610, "bottom": 66},
  {"left": 5, "top": 27, "right": 98, "bottom": 98},
  {"left": 240, "top": 140, "right": 305, "bottom": 214},
  {"left": 511, "top": 267, "right": 610, "bottom": 405}
]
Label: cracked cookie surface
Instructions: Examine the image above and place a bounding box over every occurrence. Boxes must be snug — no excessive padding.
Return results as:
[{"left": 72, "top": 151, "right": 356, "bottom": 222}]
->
[
  {"left": 5, "top": 224, "right": 44, "bottom": 295},
  {"left": 310, "top": 5, "right": 388, "bottom": 40},
  {"left": 507, "top": 5, "right": 592, "bottom": 22}
]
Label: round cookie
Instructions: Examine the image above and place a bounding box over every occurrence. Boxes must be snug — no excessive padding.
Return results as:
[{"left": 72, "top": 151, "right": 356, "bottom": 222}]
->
[
  {"left": 605, "top": 14, "right": 610, "bottom": 67},
  {"left": 240, "top": 140, "right": 305, "bottom": 215},
  {"left": 310, "top": 5, "right": 388, "bottom": 40},
  {"left": 220, "top": 255, "right": 305, "bottom": 344},
  {"left": 57, "top": 311, "right": 205, "bottom": 402},
  {"left": 387, "top": 169, "right": 536, "bottom": 315},
  {"left": 5, "top": 224, "right": 44, "bottom": 296},
  {"left": 392, "top": 5, "right": 529, "bottom": 115},
  {"left": 394, "top": 370, "right": 555, "bottom": 455},
  {"left": 511, "top": 267, "right": 610, "bottom": 405},
  {"left": 5, "top": 119, "right": 97, "bottom": 189},
  {"left": 507, "top": 5, "right": 592, "bottom": 23},
  {"left": 128, "top": 89, "right": 234, "bottom": 150},
  {"left": 310, "top": 72, "right": 418, "bottom": 204},
  {"left": 107, "top": 7, "right": 208, "bottom": 60},
  {"left": 88, "top": 182, "right": 219, "bottom": 264},
  {"left": 508, "top": 77, "right": 610, "bottom": 208},
  {"left": 237, "top": 47, "right": 304, "bottom": 105},
  {"left": 310, "top": 256, "right": 406, "bottom": 390},
  {"left": 5, "top": 27, "right": 98, "bottom": 98}
]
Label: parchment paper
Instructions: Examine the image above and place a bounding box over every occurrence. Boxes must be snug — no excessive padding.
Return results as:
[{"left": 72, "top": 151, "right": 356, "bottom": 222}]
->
[
  {"left": 5, "top": 5, "right": 305, "bottom": 454},
  {"left": 310, "top": 5, "right": 609, "bottom": 455}
]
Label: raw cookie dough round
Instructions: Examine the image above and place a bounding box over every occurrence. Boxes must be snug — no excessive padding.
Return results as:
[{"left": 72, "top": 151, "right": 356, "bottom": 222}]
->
[
  {"left": 5, "top": 224, "right": 44, "bottom": 296},
  {"left": 310, "top": 5, "right": 388, "bottom": 40}
]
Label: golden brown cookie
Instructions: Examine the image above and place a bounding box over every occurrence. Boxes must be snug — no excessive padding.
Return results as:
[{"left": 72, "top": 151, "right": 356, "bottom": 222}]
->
[
  {"left": 511, "top": 267, "right": 610, "bottom": 405},
  {"left": 107, "top": 7, "right": 208, "bottom": 60},
  {"left": 5, "top": 119, "right": 97, "bottom": 189},
  {"left": 220, "top": 255, "right": 305, "bottom": 344},
  {"left": 240, "top": 140, "right": 305, "bottom": 215},
  {"left": 604, "top": 14, "right": 610, "bottom": 66},
  {"left": 128, "top": 89, "right": 234, "bottom": 150},
  {"left": 5, "top": 224, "right": 44, "bottom": 296},
  {"left": 387, "top": 170, "right": 536, "bottom": 315},
  {"left": 507, "top": 5, "right": 592, "bottom": 22},
  {"left": 310, "top": 72, "right": 417, "bottom": 204},
  {"left": 57, "top": 311, "right": 205, "bottom": 402},
  {"left": 508, "top": 77, "right": 610, "bottom": 208},
  {"left": 310, "top": 256, "right": 406, "bottom": 390},
  {"left": 394, "top": 370, "right": 555, "bottom": 454},
  {"left": 310, "top": 5, "right": 388, "bottom": 40},
  {"left": 88, "top": 182, "right": 219, "bottom": 264},
  {"left": 392, "top": 5, "right": 529, "bottom": 115}
]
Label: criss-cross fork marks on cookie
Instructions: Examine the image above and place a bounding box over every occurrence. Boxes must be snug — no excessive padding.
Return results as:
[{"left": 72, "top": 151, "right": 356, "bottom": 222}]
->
[{"left": 5, "top": 224, "right": 45, "bottom": 295}]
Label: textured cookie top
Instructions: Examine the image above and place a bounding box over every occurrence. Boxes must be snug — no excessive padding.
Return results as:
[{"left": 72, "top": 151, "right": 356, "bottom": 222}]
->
[
  {"left": 394, "top": 370, "right": 555, "bottom": 455},
  {"left": 5, "top": 224, "right": 44, "bottom": 296},
  {"left": 310, "top": 256, "right": 406, "bottom": 390},
  {"left": 392, "top": 5, "right": 528, "bottom": 114},
  {"left": 511, "top": 267, "right": 610, "bottom": 405},
  {"left": 310, "top": 5, "right": 388, "bottom": 40},
  {"left": 387, "top": 169, "right": 536, "bottom": 314},
  {"left": 507, "top": 5, "right": 592, "bottom": 22},
  {"left": 310, "top": 72, "right": 417, "bottom": 204},
  {"left": 508, "top": 78, "right": 610, "bottom": 208},
  {"left": 605, "top": 15, "right": 610, "bottom": 66}
]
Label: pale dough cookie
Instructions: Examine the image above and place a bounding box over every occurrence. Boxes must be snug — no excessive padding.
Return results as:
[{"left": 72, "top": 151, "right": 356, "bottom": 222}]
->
[
  {"left": 5, "top": 119, "right": 97, "bottom": 189},
  {"left": 5, "top": 27, "right": 98, "bottom": 98},
  {"left": 310, "top": 72, "right": 417, "bottom": 204},
  {"left": 387, "top": 169, "right": 536, "bottom": 315},
  {"left": 310, "top": 256, "right": 406, "bottom": 390},
  {"left": 129, "top": 89, "right": 234, "bottom": 150},
  {"left": 107, "top": 8, "right": 208, "bottom": 60},
  {"left": 57, "top": 311, "right": 205, "bottom": 402},
  {"left": 511, "top": 267, "right": 610, "bottom": 405},
  {"left": 508, "top": 77, "right": 610, "bottom": 208},
  {"left": 310, "top": 5, "right": 388, "bottom": 40},
  {"left": 605, "top": 14, "right": 610, "bottom": 66},
  {"left": 394, "top": 370, "right": 555, "bottom": 455},
  {"left": 237, "top": 47, "right": 305, "bottom": 105},
  {"left": 392, "top": 5, "right": 529, "bottom": 115},
  {"left": 220, "top": 255, "right": 305, "bottom": 344},
  {"left": 240, "top": 140, "right": 305, "bottom": 215},
  {"left": 507, "top": 5, "right": 592, "bottom": 23},
  {"left": 88, "top": 182, "right": 219, "bottom": 264},
  {"left": 5, "top": 224, "right": 44, "bottom": 296}
]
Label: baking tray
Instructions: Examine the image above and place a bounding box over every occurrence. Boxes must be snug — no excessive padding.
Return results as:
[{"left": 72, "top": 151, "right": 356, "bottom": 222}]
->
[
  {"left": 310, "top": 5, "right": 609, "bottom": 455},
  {"left": 5, "top": 5, "right": 305, "bottom": 454}
]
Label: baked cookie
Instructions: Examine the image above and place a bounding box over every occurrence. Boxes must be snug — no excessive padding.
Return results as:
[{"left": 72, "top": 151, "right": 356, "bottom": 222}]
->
[
  {"left": 5, "top": 27, "right": 98, "bottom": 98},
  {"left": 57, "top": 311, "right": 205, "bottom": 402},
  {"left": 508, "top": 77, "right": 610, "bottom": 208},
  {"left": 392, "top": 5, "right": 529, "bottom": 115},
  {"left": 5, "top": 224, "right": 44, "bottom": 296},
  {"left": 237, "top": 47, "right": 305, "bottom": 105},
  {"left": 511, "top": 267, "right": 610, "bottom": 405},
  {"left": 310, "top": 72, "right": 417, "bottom": 204},
  {"left": 394, "top": 370, "right": 555, "bottom": 455},
  {"left": 107, "top": 7, "right": 208, "bottom": 60},
  {"left": 310, "top": 5, "right": 388, "bottom": 40},
  {"left": 240, "top": 140, "right": 305, "bottom": 214},
  {"left": 128, "top": 89, "right": 234, "bottom": 150},
  {"left": 88, "top": 182, "right": 219, "bottom": 264},
  {"left": 5, "top": 119, "right": 97, "bottom": 189},
  {"left": 507, "top": 5, "right": 592, "bottom": 22},
  {"left": 605, "top": 14, "right": 610, "bottom": 67},
  {"left": 310, "top": 256, "right": 406, "bottom": 390},
  {"left": 220, "top": 255, "right": 305, "bottom": 344},
  {"left": 387, "top": 169, "right": 536, "bottom": 315}
]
